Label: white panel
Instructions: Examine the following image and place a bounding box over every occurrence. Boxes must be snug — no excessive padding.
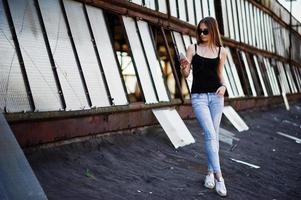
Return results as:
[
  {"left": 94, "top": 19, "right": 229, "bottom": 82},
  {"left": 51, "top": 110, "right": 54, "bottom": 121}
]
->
[
  {"left": 226, "top": 48, "right": 245, "bottom": 96},
  {"left": 0, "top": 1, "right": 31, "bottom": 112},
  {"left": 222, "top": 63, "right": 234, "bottom": 98},
  {"left": 225, "top": 58, "right": 239, "bottom": 97},
  {"left": 8, "top": 0, "right": 62, "bottom": 111},
  {"left": 137, "top": 20, "right": 169, "bottom": 102},
  {"left": 182, "top": 35, "right": 192, "bottom": 49},
  {"left": 64, "top": 0, "right": 110, "bottom": 107},
  {"left": 277, "top": 62, "right": 291, "bottom": 93},
  {"left": 208, "top": 0, "right": 216, "bottom": 18},
  {"left": 223, "top": 106, "right": 249, "bottom": 132},
  {"left": 253, "top": 56, "right": 268, "bottom": 97},
  {"left": 245, "top": 1, "right": 252, "bottom": 45},
  {"left": 231, "top": 0, "right": 240, "bottom": 41},
  {"left": 241, "top": 52, "right": 256, "bottom": 96},
  {"left": 226, "top": 0, "right": 235, "bottom": 40},
  {"left": 249, "top": 3, "right": 256, "bottom": 46},
  {"left": 122, "top": 16, "right": 157, "bottom": 103},
  {"left": 169, "top": 0, "right": 177, "bottom": 17},
  {"left": 131, "top": 0, "right": 142, "bottom": 5},
  {"left": 270, "top": 66, "right": 280, "bottom": 95},
  {"left": 173, "top": 32, "right": 192, "bottom": 92},
  {"left": 158, "top": 0, "right": 167, "bottom": 14},
  {"left": 152, "top": 108, "right": 195, "bottom": 149},
  {"left": 285, "top": 64, "right": 297, "bottom": 93},
  {"left": 221, "top": 0, "right": 229, "bottom": 37},
  {"left": 202, "top": 0, "right": 209, "bottom": 17},
  {"left": 195, "top": 0, "right": 203, "bottom": 23},
  {"left": 186, "top": 0, "right": 195, "bottom": 25},
  {"left": 263, "top": 58, "right": 276, "bottom": 95},
  {"left": 191, "top": 36, "right": 197, "bottom": 44},
  {"left": 293, "top": 66, "right": 301, "bottom": 91},
  {"left": 236, "top": 0, "right": 244, "bottom": 43},
  {"left": 39, "top": 0, "right": 88, "bottom": 110},
  {"left": 178, "top": 0, "right": 187, "bottom": 21},
  {"left": 144, "top": 0, "right": 156, "bottom": 10},
  {"left": 86, "top": 6, "right": 128, "bottom": 106}
]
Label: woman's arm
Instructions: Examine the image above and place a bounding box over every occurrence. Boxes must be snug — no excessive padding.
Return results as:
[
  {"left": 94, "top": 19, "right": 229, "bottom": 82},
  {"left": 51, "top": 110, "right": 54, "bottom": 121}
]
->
[
  {"left": 216, "top": 47, "right": 228, "bottom": 95},
  {"left": 180, "top": 44, "right": 194, "bottom": 78}
]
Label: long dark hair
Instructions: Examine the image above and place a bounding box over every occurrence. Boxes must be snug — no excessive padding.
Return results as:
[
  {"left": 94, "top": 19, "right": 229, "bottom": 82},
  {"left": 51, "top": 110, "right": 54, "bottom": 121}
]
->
[{"left": 196, "top": 17, "right": 223, "bottom": 48}]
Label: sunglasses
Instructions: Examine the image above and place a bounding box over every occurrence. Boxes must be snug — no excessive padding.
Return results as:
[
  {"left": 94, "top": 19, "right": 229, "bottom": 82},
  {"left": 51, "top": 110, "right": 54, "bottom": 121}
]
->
[{"left": 199, "top": 29, "right": 209, "bottom": 35}]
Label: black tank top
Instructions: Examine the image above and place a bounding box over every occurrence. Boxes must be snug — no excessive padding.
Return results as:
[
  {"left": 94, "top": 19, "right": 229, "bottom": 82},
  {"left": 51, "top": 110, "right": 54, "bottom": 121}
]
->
[{"left": 191, "top": 44, "right": 222, "bottom": 94}]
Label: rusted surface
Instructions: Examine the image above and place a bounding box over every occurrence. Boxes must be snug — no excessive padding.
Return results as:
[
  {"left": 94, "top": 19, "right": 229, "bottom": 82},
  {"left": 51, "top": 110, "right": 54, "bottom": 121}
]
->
[{"left": 7, "top": 94, "right": 301, "bottom": 148}]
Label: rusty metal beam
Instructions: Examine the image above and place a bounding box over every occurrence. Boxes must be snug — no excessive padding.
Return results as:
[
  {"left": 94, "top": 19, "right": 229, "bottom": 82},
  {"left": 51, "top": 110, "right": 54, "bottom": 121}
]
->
[{"left": 7, "top": 93, "right": 301, "bottom": 148}]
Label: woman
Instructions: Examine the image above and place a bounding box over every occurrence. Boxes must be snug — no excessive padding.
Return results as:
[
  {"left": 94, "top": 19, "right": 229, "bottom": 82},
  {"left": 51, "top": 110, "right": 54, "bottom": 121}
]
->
[{"left": 180, "top": 17, "right": 228, "bottom": 197}]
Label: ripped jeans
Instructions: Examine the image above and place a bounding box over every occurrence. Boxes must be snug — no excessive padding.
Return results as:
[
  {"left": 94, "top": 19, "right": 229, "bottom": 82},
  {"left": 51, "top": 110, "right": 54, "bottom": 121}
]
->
[{"left": 191, "top": 93, "right": 224, "bottom": 173}]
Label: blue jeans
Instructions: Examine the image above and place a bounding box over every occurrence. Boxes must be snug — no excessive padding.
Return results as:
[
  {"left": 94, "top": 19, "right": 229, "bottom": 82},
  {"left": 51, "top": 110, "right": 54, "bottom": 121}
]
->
[{"left": 191, "top": 93, "right": 224, "bottom": 173}]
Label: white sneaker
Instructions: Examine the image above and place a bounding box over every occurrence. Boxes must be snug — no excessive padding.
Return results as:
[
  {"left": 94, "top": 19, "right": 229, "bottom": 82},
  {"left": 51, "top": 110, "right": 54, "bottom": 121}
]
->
[
  {"left": 215, "top": 177, "right": 227, "bottom": 197},
  {"left": 204, "top": 173, "right": 215, "bottom": 189}
]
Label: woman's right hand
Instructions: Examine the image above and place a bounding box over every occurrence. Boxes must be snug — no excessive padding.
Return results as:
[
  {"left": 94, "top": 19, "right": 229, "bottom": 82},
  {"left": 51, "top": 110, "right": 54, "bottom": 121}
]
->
[{"left": 180, "top": 58, "right": 190, "bottom": 70}]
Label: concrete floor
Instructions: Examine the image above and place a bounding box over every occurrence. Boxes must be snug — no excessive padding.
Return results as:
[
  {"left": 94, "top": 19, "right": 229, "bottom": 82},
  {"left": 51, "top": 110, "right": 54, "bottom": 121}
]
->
[{"left": 26, "top": 102, "right": 301, "bottom": 200}]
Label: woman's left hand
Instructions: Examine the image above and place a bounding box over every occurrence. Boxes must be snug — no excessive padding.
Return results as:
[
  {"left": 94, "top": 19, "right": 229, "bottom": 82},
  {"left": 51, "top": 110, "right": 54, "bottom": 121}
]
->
[{"left": 216, "top": 86, "right": 226, "bottom": 96}]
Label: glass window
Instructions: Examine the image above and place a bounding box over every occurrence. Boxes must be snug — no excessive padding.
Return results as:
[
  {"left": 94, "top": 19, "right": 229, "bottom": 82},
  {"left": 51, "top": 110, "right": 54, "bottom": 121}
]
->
[
  {"left": 150, "top": 26, "right": 180, "bottom": 100},
  {"left": 137, "top": 20, "right": 170, "bottom": 102},
  {"left": 63, "top": 0, "right": 110, "bottom": 107},
  {"left": 8, "top": 0, "right": 62, "bottom": 111},
  {"left": 39, "top": 0, "right": 89, "bottom": 110},
  {"left": 236, "top": 0, "right": 244, "bottom": 43},
  {"left": 208, "top": 0, "right": 216, "bottom": 18},
  {"left": 253, "top": 55, "right": 268, "bottom": 96},
  {"left": 226, "top": 0, "right": 235, "bottom": 40},
  {"left": 226, "top": 48, "right": 245, "bottom": 96},
  {"left": 122, "top": 16, "right": 158, "bottom": 103},
  {"left": 0, "top": 0, "right": 31, "bottom": 112},
  {"left": 231, "top": 0, "right": 240, "bottom": 41},
  {"left": 86, "top": 6, "right": 128, "bottom": 106},
  {"left": 158, "top": 0, "right": 167, "bottom": 14},
  {"left": 172, "top": 31, "right": 190, "bottom": 98}
]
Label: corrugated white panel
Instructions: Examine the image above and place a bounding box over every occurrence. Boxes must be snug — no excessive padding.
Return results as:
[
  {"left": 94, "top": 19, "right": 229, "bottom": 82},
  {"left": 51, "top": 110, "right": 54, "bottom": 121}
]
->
[
  {"left": 269, "top": 64, "right": 280, "bottom": 95},
  {"left": 226, "top": 48, "right": 244, "bottom": 96},
  {"left": 39, "top": 0, "right": 88, "bottom": 110},
  {"left": 137, "top": 20, "right": 169, "bottom": 102},
  {"left": 178, "top": 0, "right": 186, "bottom": 21},
  {"left": 226, "top": 58, "right": 239, "bottom": 97},
  {"left": 221, "top": 0, "right": 229, "bottom": 37},
  {"left": 86, "top": 6, "right": 128, "bottom": 106},
  {"left": 122, "top": 16, "right": 157, "bottom": 103},
  {"left": 241, "top": 52, "right": 256, "bottom": 96},
  {"left": 191, "top": 36, "right": 197, "bottom": 44},
  {"left": 223, "top": 106, "right": 249, "bottom": 132},
  {"left": 293, "top": 66, "right": 301, "bottom": 91},
  {"left": 186, "top": 0, "right": 195, "bottom": 25},
  {"left": 195, "top": 0, "right": 203, "bottom": 24},
  {"left": 0, "top": 1, "right": 31, "bottom": 112},
  {"left": 152, "top": 108, "right": 195, "bottom": 149},
  {"left": 262, "top": 58, "right": 276, "bottom": 95},
  {"left": 208, "top": 0, "right": 216, "bottom": 18},
  {"left": 202, "top": 0, "right": 209, "bottom": 17},
  {"left": 173, "top": 32, "right": 191, "bottom": 93},
  {"left": 253, "top": 56, "right": 268, "bottom": 97},
  {"left": 63, "top": 0, "right": 110, "bottom": 107},
  {"left": 8, "top": 0, "right": 62, "bottom": 111},
  {"left": 169, "top": 0, "right": 177, "bottom": 17},
  {"left": 158, "top": 0, "right": 167, "bottom": 14}
]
